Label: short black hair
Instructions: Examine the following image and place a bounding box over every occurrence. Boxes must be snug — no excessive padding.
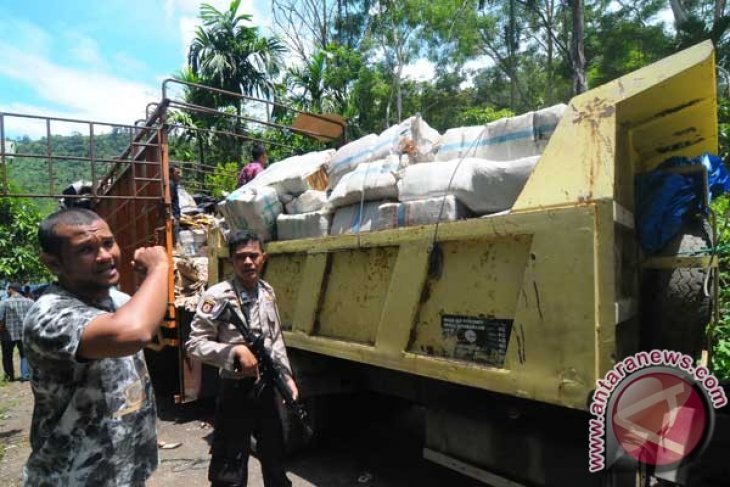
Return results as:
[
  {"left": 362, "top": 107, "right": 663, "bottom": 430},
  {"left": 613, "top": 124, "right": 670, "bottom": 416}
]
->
[
  {"left": 170, "top": 164, "right": 180, "bottom": 175},
  {"left": 8, "top": 283, "right": 22, "bottom": 292},
  {"left": 251, "top": 143, "right": 266, "bottom": 161},
  {"left": 38, "top": 208, "right": 104, "bottom": 256},
  {"left": 227, "top": 229, "right": 265, "bottom": 256}
]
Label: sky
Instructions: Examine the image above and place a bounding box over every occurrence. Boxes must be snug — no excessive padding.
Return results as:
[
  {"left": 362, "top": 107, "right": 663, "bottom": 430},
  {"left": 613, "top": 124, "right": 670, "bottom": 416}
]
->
[{"left": 0, "top": 0, "right": 273, "bottom": 138}]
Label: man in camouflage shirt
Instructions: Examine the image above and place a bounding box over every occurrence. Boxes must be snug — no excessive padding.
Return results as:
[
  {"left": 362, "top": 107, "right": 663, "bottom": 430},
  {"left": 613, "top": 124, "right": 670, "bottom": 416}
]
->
[
  {"left": 186, "top": 229, "right": 297, "bottom": 487},
  {"left": 22, "top": 208, "right": 169, "bottom": 486}
]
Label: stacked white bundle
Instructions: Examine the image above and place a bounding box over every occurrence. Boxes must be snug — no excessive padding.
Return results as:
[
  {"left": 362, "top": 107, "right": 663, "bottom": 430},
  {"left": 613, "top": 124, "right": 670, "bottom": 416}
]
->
[
  {"left": 218, "top": 185, "right": 282, "bottom": 241},
  {"left": 435, "top": 126, "right": 489, "bottom": 162},
  {"left": 285, "top": 190, "right": 329, "bottom": 214},
  {"left": 330, "top": 202, "right": 381, "bottom": 235},
  {"left": 327, "top": 134, "right": 378, "bottom": 190},
  {"left": 327, "top": 155, "right": 401, "bottom": 208},
  {"left": 398, "top": 156, "right": 539, "bottom": 214},
  {"left": 375, "top": 195, "right": 468, "bottom": 230},
  {"left": 370, "top": 115, "right": 441, "bottom": 162},
  {"left": 482, "top": 112, "right": 537, "bottom": 161},
  {"left": 534, "top": 104, "right": 567, "bottom": 151},
  {"left": 244, "top": 149, "right": 335, "bottom": 194},
  {"left": 277, "top": 211, "right": 332, "bottom": 240}
]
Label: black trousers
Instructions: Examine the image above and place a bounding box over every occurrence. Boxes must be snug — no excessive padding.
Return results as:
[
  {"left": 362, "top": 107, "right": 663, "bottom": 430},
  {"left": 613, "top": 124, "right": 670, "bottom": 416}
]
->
[
  {"left": 209, "top": 378, "right": 290, "bottom": 487},
  {"left": 1, "top": 339, "right": 24, "bottom": 380}
]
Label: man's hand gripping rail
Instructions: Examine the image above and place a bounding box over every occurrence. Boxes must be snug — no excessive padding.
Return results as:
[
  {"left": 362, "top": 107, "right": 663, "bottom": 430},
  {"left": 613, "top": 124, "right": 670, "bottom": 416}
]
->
[{"left": 210, "top": 299, "right": 313, "bottom": 438}]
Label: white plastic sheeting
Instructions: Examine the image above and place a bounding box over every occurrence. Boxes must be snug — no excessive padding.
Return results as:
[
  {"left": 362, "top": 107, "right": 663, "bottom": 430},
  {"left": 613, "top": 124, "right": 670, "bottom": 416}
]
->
[
  {"left": 398, "top": 156, "right": 539, "bottom": 214},
  {"left": 327, "top": 155, "right": 401, "bottom": 208},
  {"left": 375, "top": 195, "right": 469, "bottom": 230},
  {"left": 284, "top": 190, "right": 329, "bottom": 214},
  {"left": 328, "top": 134, "right": 378, "bottom": 190},
  {"left": 329, "top": 202, "right": 382, "bottom": 235},
  {"left": 243, "top": 149, "right": 334, "bottom": 195},
  {"left": 217, "top": 185, "right": 282, "bottom": 241},
  {"left": 277, "top": 211, "right": 332, "bottom": 240}
]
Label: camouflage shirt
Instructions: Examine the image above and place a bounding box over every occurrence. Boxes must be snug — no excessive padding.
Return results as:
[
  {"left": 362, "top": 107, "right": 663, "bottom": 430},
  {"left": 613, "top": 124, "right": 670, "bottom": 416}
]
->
[{"left": 22, "top": 284, "right": 158, "bottom": 486}]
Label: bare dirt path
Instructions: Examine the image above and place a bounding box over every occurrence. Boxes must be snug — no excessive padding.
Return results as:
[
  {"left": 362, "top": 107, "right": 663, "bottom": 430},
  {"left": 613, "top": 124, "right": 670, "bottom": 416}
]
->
[{"left": 1, "top": 377, "right": 481, "bottom": 486}]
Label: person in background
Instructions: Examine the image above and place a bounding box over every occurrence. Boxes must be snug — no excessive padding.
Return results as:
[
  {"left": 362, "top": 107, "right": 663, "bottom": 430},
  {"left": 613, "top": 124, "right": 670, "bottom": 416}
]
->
[
  {"left": 170, "top": 164, "right": 182, "bottom": 244},
  {"left": 0, "top": 283, "right": 34, "bottom": 381},
  {"left": 237, "top": 143, "right": 268, "bottom": 188},
  {"left": 186, "top": 229, "right": 297, "bottom": 487},
  {"left": 22, "top": 208, "right": 169, "bottom": 485},
  {"left": 23, "top": 285, "right": 33, "bottom": 300}
]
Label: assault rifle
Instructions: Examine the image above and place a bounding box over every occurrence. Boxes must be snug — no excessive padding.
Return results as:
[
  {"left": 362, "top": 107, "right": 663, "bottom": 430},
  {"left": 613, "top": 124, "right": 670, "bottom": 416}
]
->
[{"left": 210, "top": 299, "right": 313, "bottom": 437}]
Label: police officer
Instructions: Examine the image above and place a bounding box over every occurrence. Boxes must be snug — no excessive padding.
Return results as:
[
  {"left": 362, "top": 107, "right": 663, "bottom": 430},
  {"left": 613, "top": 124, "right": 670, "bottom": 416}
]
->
[{"left": 186, "top": 229, "right": 297, "bottom": 487}]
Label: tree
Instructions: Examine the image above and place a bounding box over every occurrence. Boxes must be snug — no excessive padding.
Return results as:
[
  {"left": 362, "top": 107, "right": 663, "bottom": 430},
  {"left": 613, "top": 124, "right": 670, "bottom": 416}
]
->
[
  {"left": 272, "top": 0, "right": 338, "bottom": 62},
  {"left": 0, "top": 191, "right": 51, "bottom": 283},
  {"left": 188, "top": 0, "right": 286, "bottom": 99},
  {"left": 187, "top": 0, "right": 286, "bottom": 166}
]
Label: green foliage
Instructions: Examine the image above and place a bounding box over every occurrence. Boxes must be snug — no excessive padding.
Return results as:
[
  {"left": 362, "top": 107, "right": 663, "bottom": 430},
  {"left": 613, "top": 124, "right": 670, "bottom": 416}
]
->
[
  {"left": 455, "top": 106, "right": 515, "bottom": 126},
  {"left": 712, "top": 194, "right": 730, "bottom": 379},
  {"left": 204, "top": 161, "right": 240, "bottom": 198},
  {"left": 0, "top": 188, "right": 52, "bottom": 283}
]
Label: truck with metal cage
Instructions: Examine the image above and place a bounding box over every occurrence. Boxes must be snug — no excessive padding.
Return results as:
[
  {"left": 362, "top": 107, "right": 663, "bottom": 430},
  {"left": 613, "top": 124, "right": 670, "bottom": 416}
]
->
[{"left": 1, "top": 41, "right": 725, "bottom": 486}]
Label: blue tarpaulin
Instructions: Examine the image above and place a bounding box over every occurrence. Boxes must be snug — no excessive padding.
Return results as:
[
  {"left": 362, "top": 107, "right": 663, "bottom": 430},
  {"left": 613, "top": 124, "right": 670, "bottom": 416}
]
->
[{"left": 635, "top": 153, "right": 730, "bottom": 253}]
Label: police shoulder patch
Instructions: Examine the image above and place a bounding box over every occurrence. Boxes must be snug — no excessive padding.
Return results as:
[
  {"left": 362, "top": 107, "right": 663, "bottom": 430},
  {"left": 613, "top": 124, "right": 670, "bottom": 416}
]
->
[{"left": 201, "top": 298, "right": 216, "bottom": 314}]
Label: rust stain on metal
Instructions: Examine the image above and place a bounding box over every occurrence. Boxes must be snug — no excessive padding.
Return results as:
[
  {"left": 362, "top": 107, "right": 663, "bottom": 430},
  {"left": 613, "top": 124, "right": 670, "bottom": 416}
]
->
[
  {"left": 533, "top": 281, "right": 544, "bottom": 321},
  {"left": 515, "top": 323, "right": 526, "bottom": 365},
  {"left": 673, "top": 127, "right": 697, "bottom": 137}
]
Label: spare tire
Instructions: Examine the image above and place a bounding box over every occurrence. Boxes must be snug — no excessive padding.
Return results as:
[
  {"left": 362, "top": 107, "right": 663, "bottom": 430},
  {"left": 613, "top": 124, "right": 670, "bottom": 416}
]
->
[{"left": 641, "top": 217, "right": 713, "bottom": 358}]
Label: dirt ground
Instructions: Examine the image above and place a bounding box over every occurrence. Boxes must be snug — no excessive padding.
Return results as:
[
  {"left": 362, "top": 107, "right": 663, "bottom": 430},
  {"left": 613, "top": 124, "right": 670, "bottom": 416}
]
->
[{"left": 0, "top": 359, "right": 482, "bottom": 487}]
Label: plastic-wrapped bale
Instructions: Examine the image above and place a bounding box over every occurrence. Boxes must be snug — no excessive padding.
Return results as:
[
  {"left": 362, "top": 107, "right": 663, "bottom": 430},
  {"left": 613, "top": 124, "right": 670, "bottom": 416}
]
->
[
  {"left": 330, "top": 201, "right": 382, "bottom": 235},
  {"left": 277, "top": 211, "right": 332, "bottom": 241},
  {"left": 482, "top": 112, "right": 537, "bottom": 160},
  {"left": 371, "top": 115, "right": 441, "bottom": 163},
  {"left": 534, "top": 103, "right": 567, "bottom": 152},
  {"left": 327, "top": 155, "right": 401, "bottom": 208},
  {"left": 243, "top": 149, "right": 335, "bottom": 194},
  {"left": 375, "top": 195, "right": 469, "bottom": 230},
  {"left": 398, "top": 156, "right": 539, "bottom": 214},
  {"left": 328, "top": 134, "right": 378, "bottom": 190},
  {"left": 217, "top": 185, "right": 282, "bottom": 241},
  {"left": 435, "top": 125, "right": 489, "bottom": 161},
  {"left": 285, "top": 190, "right": 329, "bottom": 214}
]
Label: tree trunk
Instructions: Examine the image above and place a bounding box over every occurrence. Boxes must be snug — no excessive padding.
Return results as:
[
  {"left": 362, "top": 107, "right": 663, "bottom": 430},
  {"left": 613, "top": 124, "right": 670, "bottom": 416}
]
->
[
  {"left": 570, "top": 0, "right": 587, "bottom": 95},
  {"left": 508, "top": 0, "right": 518, "bottom": 110},
  {"left": 546, "top": 0, "right": 555, "bottom": 104}
]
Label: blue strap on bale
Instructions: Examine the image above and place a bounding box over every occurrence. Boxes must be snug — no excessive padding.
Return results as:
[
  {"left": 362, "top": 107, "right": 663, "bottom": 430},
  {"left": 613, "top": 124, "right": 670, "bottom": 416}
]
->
[{"left": 635, "top": 152, "right": 730, "bottom": 253}]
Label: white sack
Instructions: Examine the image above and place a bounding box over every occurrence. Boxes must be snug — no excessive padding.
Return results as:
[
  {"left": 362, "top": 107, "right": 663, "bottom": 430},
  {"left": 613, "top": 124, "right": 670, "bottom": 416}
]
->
[
  {"left": 534, "top": 103, "right": 566, "bottom": 151},
  {"left": 243, "top": 149, "right": 334, "bottom": 195},
  {"left": 285, "top": 190, "right": 329, "bottom": 214},
  {"left": 375, "top": 195, "right": 469, "bottom": 230},
  {"left": 178, "top": 185, "right": 198, "bottom": 214},
  {"left": 328, "top": 134, "right": 378, "bottom": 190},
  {"left": 327, "top": 156, "right": 401, "bottom": 208},
  {"left": 371, "top": 115, "right": 441, "bottom": 162},
  {"left": 398, "top": 156, "right": 539, "bottom": 214},
  {"left": 435, "top": 125, "right": 489, "bottom": 161},
  {"left": 483, "top": 112, "right": 537, "bottom": 160},
  {"left": 330, "top": 202, "right": 382, "bottom": 235},
  {"left": 218, "top": 185, "right": 282, "bottom": 241},
  {"left": 277, "top": 211, "right": 332, "bottom": 240}
]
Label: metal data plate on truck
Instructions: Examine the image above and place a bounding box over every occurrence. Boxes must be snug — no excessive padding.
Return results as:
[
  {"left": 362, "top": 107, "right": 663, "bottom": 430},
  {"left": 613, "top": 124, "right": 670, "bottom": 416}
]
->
[{"left": 209, "top": 41, "right": 718, "bottom": 411}]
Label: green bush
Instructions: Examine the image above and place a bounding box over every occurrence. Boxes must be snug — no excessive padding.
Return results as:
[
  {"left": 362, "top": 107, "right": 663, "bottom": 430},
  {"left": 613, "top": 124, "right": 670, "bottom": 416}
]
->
[{"left": 712, "top": 194, "right": 730, "bottom": 379}]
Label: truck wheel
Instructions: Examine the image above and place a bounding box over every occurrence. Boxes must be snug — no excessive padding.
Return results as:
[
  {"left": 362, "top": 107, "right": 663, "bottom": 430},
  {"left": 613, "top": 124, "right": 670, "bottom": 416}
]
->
[{"left": 642, "top": 218, "right": 712, "bottom": 358}]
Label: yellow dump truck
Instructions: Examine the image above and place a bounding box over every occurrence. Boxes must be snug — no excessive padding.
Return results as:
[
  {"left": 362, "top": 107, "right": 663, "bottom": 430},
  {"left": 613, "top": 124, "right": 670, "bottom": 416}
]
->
[{"left": 200, "top": 42, "right": 722, "bottom": 485}]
